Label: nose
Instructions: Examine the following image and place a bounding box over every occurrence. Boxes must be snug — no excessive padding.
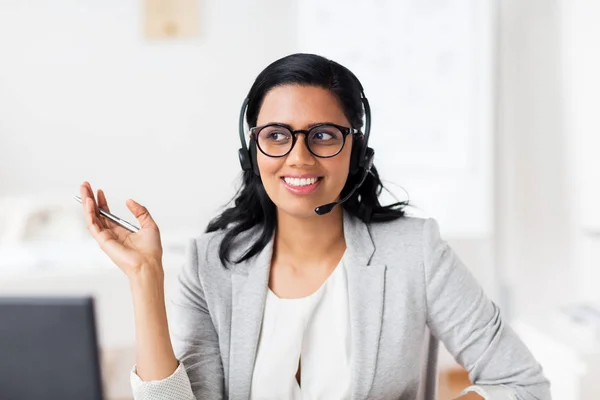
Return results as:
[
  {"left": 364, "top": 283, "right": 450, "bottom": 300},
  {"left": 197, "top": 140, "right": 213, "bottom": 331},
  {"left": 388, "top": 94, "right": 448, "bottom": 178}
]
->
[{"left": 286, "top": 133, "right": 316, "bottom": 167}]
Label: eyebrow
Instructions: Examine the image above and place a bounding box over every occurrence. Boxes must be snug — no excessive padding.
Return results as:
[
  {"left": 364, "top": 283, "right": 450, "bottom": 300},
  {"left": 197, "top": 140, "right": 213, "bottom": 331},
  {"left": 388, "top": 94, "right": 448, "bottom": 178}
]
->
[{"left": 265, "top": 121, "right": 342, "bottom": 129}]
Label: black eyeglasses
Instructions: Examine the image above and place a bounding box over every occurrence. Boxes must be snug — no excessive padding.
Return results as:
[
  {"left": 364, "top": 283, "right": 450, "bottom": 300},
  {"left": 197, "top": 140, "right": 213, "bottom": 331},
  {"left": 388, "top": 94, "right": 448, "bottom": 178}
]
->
[{"left": 250, "top": 122, "right": 361, "bottom": 158}]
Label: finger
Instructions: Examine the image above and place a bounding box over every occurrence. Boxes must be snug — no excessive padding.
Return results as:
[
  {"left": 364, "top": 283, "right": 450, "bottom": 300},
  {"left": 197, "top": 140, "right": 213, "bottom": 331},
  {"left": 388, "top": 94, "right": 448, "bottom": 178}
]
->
[
  {"left": 97, "top": 189, "right": 110, "bottom": 212},
  {"left": 84, "top": 196, "right": 103, "bottom": 233},
  {"left": 85, "top": 183, "right": 102, "bottom": 222},
  {"left": 81, "top": 182, "right": 98, "bottom": 214},
  {"left": 82, "top": 182, "right": 107, "bottom": 232},
  {"left": 84, "top": 181, "right": 95, "bottom": 201},
  {"left": 126, "top": 199, "right": 159, "bottom": 230},
  {"left": 96, "top": 188, "right": 114, "bottom": 230},
  {"left": 80, "top": 183, "right": 93, "bottom": 220},
  {"left": 80, "top": 182, "right": 92, "bottom": 208},
  {"left": 96, "top": 189, "right": 131, "bottom": 238},
  {"left": 82, "top": 183, "right": 110, "bottom": 230},
  {"left": 80, "top": 184, "right": 105, "bottom": 234}
]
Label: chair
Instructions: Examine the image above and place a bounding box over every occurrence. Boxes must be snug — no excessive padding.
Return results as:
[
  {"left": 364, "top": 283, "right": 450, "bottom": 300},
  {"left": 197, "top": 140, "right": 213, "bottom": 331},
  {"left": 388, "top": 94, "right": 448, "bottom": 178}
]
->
[{"left": 417, "top": 327, "right": 439, "bottom": 400}]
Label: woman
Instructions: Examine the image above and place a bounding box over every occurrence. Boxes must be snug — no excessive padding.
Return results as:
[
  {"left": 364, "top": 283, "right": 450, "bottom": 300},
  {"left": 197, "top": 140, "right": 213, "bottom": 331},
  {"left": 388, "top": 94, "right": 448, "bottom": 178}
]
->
[{"left": 79, "top": 53, "right": 550, "bottom": 400}]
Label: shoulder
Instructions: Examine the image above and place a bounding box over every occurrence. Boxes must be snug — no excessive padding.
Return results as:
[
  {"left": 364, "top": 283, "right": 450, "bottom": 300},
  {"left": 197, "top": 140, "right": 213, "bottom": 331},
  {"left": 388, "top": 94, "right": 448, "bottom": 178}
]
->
[
  {"left": 368, "top": 216, "right": 444, "bottom": 261},
  {"left": 368, "top": 215, "right": 439, "bottom": 243},
  {"left": 190, "top": 229, "right": 224, "bottom": 264},
  {"left": 188, "top": 225, "right": 260, "bottom": 270}
]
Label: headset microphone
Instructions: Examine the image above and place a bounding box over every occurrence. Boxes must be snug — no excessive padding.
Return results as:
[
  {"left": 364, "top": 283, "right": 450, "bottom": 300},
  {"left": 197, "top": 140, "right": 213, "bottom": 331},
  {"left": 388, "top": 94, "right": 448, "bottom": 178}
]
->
[{"left": 314, "top": 147, "right": 374, "bottom": 215}]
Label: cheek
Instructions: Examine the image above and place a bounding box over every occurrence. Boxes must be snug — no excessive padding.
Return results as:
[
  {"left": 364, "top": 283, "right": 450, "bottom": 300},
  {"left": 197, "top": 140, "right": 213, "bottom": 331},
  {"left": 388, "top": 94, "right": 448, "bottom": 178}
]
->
[
  {"left": 256, "top": 152, "right": 281, "bottom": 178},
  {"left": 326, "top": 158, "right": 350, "bottom": 183},
  {"left": 322, "top": 149, "right": 352, "bottom": 186},
  {"left": 333, "top": 142, "right": 353, "bottom": 177}
]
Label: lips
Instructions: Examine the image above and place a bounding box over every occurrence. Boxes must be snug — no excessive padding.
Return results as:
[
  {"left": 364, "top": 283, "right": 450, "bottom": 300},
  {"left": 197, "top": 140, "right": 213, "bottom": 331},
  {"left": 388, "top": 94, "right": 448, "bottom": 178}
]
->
[
  {"left": 282, "top": 176, "right": 319, "bottom": 186},
  {"left": 281, "top": 177, "right": 322, "bottom": 195}
]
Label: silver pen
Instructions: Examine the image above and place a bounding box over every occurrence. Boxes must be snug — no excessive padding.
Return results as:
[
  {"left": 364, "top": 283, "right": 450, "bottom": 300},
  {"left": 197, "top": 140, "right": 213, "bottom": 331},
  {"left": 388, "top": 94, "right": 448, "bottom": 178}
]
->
[{"left": 73, "top": 195, "right": 140, "bottom": 233}]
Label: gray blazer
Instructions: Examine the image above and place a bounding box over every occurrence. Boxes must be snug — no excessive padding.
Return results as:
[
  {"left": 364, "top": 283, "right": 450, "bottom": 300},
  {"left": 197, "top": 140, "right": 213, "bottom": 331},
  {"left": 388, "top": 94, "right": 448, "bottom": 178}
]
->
[{"left": 132, "top": 212, "right": 551, "bottom": 400}]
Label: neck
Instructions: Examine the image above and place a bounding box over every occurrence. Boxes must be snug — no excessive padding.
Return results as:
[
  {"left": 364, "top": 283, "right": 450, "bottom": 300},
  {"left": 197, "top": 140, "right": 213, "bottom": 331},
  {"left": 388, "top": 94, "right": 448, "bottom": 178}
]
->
[{"left": 274, "top": 207, "right": 346, "bottom": 268}]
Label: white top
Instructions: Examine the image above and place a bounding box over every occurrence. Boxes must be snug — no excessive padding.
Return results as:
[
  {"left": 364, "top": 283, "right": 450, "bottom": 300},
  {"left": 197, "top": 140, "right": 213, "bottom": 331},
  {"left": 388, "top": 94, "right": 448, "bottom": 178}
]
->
[{"left": 250, "top": 254, "right": 352, "bottom": 400}]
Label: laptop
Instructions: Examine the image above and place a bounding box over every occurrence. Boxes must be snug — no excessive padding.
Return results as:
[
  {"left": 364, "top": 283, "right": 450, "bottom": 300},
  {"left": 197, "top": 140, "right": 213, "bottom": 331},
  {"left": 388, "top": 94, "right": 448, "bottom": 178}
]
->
[{"left": 0, "top": 296, "right": 104, "bottom": 400}]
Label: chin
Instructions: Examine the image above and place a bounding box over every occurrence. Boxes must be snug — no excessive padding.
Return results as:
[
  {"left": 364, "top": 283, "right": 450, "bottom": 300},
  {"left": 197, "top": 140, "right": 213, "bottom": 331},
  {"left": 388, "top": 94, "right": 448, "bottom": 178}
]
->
[{"left": 275, "top": 202, "right": 322, "bottom": 219}]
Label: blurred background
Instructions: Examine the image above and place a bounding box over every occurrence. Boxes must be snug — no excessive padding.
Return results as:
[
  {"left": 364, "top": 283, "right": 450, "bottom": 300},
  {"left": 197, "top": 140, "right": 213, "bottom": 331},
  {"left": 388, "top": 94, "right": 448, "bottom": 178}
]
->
[{"left": 1, "top": 0, "right": 599, "bottom": 398}]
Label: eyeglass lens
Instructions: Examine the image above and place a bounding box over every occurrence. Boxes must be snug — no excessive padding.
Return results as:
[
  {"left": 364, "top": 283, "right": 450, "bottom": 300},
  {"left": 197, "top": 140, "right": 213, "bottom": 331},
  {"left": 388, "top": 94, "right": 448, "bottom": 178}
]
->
[{"left": 256, "top": 125, "right": 345, "bottom": 157}]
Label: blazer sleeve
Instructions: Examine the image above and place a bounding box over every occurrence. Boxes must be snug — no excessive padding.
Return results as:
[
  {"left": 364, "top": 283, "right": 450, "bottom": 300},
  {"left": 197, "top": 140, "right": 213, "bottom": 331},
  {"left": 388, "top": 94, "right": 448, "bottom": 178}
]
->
[
  {"left": 422, "top": 218, "right": 551, "bottom": 400},
  {"left": 130, "top": 237, "right": 225, "bottom": 400}
]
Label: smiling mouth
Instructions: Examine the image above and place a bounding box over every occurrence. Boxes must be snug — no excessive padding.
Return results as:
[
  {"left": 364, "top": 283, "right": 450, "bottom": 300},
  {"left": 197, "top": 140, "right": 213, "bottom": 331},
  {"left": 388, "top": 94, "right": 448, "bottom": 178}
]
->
[
  {"left": 280, "top": 176, "right": 323, "bottom": 194},
  {"left": 281, "top": 176, "right": 323, "bottom": 187}
]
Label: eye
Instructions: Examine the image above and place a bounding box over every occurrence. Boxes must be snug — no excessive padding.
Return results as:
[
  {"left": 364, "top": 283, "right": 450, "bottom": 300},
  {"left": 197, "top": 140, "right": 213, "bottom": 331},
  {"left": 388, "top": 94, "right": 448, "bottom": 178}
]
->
[
  {"left": 310, "top": 126, "right": 343, "bottom": 144},
  {"left": 267, "top": 131, "right": 289, "bottom": 141},
  {"left": 312, "top": 131, "right": 335, "bottom": 141},
  {"left": 259, "top": 127, "right": 292, "bottom": 145}
]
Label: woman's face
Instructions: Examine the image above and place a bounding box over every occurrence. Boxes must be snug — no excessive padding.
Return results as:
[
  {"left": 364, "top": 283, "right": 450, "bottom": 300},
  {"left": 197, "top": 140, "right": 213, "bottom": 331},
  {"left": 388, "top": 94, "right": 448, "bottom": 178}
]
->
[{"left": 255, "top": 84, "right": 353, "bottom": 219}]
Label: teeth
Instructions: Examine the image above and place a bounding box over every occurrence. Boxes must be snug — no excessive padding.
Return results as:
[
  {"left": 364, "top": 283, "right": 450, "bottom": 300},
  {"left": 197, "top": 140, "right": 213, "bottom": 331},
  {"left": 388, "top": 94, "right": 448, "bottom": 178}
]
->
[{"left": 284, "top": 177, "right": 319, "bottom": 187}]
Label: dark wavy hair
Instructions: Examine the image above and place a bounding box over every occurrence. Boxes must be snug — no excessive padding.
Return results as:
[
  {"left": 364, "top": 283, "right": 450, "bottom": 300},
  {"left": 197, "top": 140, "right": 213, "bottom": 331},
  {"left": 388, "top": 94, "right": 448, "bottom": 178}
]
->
[{"left": 206, "top": 53, "right": 408, "bottom": 265}]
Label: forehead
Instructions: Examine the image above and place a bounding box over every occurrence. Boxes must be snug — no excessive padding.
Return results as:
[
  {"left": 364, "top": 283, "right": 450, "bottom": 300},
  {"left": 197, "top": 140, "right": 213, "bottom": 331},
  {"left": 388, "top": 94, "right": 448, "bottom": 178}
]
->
[{"left": 256, "top": 85, "right": 349, "bottom": 128}]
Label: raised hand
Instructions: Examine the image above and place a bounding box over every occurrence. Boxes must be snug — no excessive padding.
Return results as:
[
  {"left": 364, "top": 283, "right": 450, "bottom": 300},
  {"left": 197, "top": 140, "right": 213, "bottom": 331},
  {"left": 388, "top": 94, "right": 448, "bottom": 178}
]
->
[{"left": 79, "top": 181, "right": 163, "bottom": 279}]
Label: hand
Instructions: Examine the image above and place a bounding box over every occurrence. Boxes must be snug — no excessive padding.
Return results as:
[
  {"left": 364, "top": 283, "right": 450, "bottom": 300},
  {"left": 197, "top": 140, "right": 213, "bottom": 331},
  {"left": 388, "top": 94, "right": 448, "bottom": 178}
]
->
[
  {"left": 79, "top": 181, "right": 164, "bottom": 280},
  {"left": 454, "top": 392, "right": 484, "bottom": 400}
]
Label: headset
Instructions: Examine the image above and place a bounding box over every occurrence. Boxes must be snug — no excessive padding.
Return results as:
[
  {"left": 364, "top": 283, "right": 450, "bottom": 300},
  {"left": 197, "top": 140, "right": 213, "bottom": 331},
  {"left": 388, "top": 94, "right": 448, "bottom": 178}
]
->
[{"left": 237, "top": 85, "right": 374, "bottom": 216}]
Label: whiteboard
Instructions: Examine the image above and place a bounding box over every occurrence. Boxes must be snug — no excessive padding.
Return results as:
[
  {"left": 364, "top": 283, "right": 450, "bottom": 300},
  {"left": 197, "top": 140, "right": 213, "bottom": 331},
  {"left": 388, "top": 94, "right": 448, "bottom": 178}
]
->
[{"left": 297, "top": 0, "right": 495, "bottom": 237}]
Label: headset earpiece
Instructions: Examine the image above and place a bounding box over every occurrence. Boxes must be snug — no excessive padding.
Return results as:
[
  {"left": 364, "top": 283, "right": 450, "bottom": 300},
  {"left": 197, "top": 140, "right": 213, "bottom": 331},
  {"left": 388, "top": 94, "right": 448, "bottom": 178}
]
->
[
  {"left": 363, "top": 147, "right": 375, "bottom": 171},
  {"left": 238, "top": 148, "right": 252, "bottom": 172},
  {"left": 349, "top": 135, "right": 363, "bottom": 175},
  {"left": 349, "top": 93, "right": 373, "bottom": 175},
  {"left": 249, "top": 138, "right": 260, "bottom": 176},
  {"left": 238, "top": 98, "right": 253, "bottom": 173}
]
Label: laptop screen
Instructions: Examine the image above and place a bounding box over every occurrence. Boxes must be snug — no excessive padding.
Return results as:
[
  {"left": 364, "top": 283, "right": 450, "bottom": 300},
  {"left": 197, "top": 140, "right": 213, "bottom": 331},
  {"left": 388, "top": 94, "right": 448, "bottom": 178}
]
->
[{"left": 0, "top": 296, "right": 104, "bottom": 400}]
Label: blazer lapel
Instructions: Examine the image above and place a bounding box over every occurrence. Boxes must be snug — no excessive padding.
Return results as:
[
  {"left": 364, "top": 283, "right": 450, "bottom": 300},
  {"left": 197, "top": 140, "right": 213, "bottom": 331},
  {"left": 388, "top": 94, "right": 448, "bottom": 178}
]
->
[
  {"left": 227, "top": 213, "right": 384, "bottom": 400},
  {"left": 343, "top": 211, "right": 386, "bottom": 400},
  {"left": 228, "top": 234, "right": 273, "bottom": 400}
]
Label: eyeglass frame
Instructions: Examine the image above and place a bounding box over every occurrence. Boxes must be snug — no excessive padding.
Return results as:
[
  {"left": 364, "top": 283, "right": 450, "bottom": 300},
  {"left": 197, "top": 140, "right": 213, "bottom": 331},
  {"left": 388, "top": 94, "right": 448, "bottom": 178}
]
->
[{"left": 249, "top": 122, "right": 362, "bottom": 159}]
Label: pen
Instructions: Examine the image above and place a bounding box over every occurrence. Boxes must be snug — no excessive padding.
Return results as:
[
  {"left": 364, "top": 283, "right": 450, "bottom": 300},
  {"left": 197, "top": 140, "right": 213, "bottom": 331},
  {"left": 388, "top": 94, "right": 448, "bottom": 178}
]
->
[{"left": 73, "top": 195, "right": 140, "bottom": 233}]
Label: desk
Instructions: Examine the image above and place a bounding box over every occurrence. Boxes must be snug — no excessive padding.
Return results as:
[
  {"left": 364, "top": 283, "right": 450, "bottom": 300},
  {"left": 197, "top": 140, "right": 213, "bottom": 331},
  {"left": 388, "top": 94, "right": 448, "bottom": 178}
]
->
[
  {"left": 514, "top": 312, "right": 600, "bottom": 399},
  {"left": 101, "top": 347, "right": 135, "bottom": 400}
]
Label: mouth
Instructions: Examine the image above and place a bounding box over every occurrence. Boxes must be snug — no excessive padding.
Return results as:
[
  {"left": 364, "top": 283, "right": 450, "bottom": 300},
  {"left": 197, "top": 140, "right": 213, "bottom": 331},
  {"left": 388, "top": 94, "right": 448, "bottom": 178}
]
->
[{"left": 280, "top": 176, "right": 323, "bottom": 195}]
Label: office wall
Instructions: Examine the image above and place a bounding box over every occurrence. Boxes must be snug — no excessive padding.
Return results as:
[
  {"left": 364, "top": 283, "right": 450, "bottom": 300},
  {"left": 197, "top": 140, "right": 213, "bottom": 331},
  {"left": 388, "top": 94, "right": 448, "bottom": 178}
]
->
[
  {"left": 0, "top": 1, "right": 498, "bottom": 293},
  {"left": 495, "top": 0, "right": 577, "bottom": 318},
  {"left": 560, "top": 0, "right": 600, "bottom": 303},
  {"left": 0, "top": 0, "right": 297, "bottom": 234},
  {"left": 1, "top": 0, "right": 581, "bottom": 321}
]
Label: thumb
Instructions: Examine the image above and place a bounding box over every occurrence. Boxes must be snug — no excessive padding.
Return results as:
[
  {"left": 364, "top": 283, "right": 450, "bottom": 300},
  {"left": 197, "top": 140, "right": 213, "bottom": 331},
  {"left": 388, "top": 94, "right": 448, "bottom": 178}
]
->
[{"left": 126, "top": 199, "right": 158, "bottom": 230}]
